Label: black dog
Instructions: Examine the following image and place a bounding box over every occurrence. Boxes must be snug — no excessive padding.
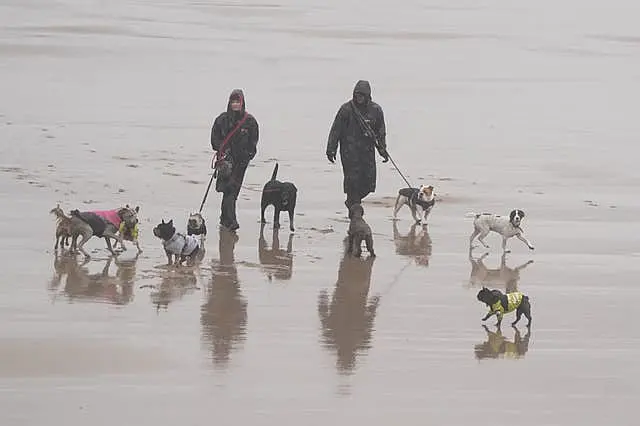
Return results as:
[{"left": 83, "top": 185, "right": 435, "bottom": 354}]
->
[
  {"left": 260, "top": 163, "right": 297, "bottom": 231},
  {"left": 346, "top": 203, "right": 375, "bottom": 258},
  {"left": 152, "top": 219, "right": 201, "bottom": 266},
  {"left": 476, "top": 286, "right": 532, "bottom": 328}
]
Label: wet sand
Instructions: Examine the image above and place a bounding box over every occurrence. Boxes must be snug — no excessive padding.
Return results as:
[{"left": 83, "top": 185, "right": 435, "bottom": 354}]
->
[{"left": 1, "top": 0, "right": 640, "bottom": 424}]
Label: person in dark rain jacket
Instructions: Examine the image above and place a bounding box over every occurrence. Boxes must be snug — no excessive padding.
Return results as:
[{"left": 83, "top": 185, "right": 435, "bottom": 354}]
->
[
  {"left": 326, "top": 80, "right": 389, "bottom": 211},
  {"left": 210, "top": 89, "right": 259, "bottom": 231}
]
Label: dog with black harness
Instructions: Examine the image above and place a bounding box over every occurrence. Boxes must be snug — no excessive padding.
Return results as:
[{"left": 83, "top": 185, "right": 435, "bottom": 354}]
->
[
  {"left": 393, "top": 184, "right": 436, "bottom": 224},
  {"left": 260, "top": 162, "right": 298, "bottom": 232}
]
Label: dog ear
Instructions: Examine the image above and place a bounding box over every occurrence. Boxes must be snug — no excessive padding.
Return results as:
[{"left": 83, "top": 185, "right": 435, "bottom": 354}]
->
[
  {"left": 168, "top": 219, "right": 173, "bottom": 226},
  {"left": 161, "top": 219, "right": 165, "bottom": 224},
  {"left": 135, "top": 206, "right": 140, "bottom": 213}
]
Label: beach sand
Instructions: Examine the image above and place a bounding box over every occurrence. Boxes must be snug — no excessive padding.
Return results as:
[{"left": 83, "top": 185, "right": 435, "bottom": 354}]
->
[{"left": 1, "top": 0, "right": 639, "bottom": 424}]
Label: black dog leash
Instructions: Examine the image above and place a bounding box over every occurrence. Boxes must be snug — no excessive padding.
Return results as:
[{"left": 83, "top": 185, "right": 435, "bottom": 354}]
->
[
  {"left": 350, "top": 101, "right": 414, "bottom": 189},
  {"left": 198, "top": 171, "right": 215, "bottom": 214}
]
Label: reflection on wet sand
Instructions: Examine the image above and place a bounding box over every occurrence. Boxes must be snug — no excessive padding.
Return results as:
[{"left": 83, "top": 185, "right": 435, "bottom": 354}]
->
[
  {"left": 318, "top": 239, "right": 380, "bottom": 375},
  {"left": 392, "top": 221, "right": 432, "bottom": 266},
  {"left": 258, "top": 222, "right": 294, "bottom": 282},
  {"left": 48, "top": 251, "right": 138, "bottom": 305},
  {"left": 474, "top": 325, "right": 531, "bottom": 360},
  {"left": 200, "top": 228, "right": 247, "bottom": 369},
  {"left": 468, "top": 252, "right": 534, "bottom": 292},
  {"left": 149, "top": 265, "right": 201, "bottom": 312}
]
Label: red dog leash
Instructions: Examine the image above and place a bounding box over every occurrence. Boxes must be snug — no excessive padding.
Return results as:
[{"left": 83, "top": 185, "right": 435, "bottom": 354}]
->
[{"left": 211, "top": 113, "right": 249, "bottom": 169}]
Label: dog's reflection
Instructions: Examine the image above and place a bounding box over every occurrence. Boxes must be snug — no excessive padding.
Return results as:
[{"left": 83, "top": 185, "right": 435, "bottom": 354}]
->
[
  {"left": 474, "top": 325, "right": 531, "bottom": 360},
  {"left": 258, "top": 222, "right": 294, "bottom": 282},
  {"left": 393, "top": 221, "right": 432, "bottom": 266},
  {"left": 200, "top": 228, "right": 247, "bottom": 369},
  {"left": 468, "top": 252, "right": 533, "bottom": 293},
  {"left": 149, "top": 268, "right": 200, "bottom": 312},
  {"left": 318, "top": 239, "right": 380, "bottom": 375},
  {"left": 49, "top": 251, "right": 139, "bottom": 305}
]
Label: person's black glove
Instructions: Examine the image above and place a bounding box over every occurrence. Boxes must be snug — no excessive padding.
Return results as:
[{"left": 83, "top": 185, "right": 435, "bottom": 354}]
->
[
  {"left": 327, "top": 152, "right": 336, "bottom": 164},
  {"left": 379, "top": 148, "right": 389, "bottom": 163}
]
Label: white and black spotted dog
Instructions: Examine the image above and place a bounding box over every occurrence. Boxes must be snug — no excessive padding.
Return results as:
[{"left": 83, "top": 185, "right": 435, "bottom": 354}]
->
[
  {"left": 392, "top": 185, "right": 436, "bottom": 224},
  {"left": 469, "top": 209, "right": 535, "bottom": 253}
]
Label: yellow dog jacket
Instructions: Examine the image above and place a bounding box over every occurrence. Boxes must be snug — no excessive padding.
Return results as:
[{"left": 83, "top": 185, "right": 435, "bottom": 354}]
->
[
  {"left": 119, "top": 222, "right": 139, "bottom": 240},
  {"left": 490, "top": 292, "right": 524, "bottom": 316}
]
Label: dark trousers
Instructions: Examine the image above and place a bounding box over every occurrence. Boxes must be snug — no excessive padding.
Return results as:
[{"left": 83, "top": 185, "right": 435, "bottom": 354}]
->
[
  {"left": 345, "top": 189, "right": 371, "bottom": 210},
  {"left": 220, "top": 190, "right": 239, "bottom": 229},
  {"left": 216, "top": 162, "right": 247, "bottom": 230}
]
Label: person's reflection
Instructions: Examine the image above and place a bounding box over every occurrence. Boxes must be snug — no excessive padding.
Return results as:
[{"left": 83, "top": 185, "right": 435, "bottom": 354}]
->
[
  {"left": 393, "top": 221, "right": 432, "bottom": 266},
  {"left": 468, "top": 252, "right": 533, "bottom": 293},
  {"left": 474, "top": 325, "right": 531, "bottom": 360},
  {"left": 200, "top": 228, "right": 247, "bottom": 369},
  {"left": 258, "top": 222, "right": 294, "bottom": 281},
  {"left": 49, "top": 253, "right": 137, "bottom": 305},
  {"left": 318, "top": 239, "right": 380, "bottom": 375}
]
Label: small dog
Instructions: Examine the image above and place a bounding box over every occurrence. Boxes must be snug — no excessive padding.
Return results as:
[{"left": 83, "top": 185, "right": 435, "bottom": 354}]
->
[
  {"left": 187, "top": 212, "right": 207, "bottom": 241},
  {"left": 476, "top": 286, "right": 532, "bottom": 328},
  {"left": 260, "top": 162, "right": 298, "bottom": 232},
  {"left": 50, "top": 204, "right": 72, "bottom": 249},
  {"left": 346, "top": 203, "right": 375, "bottom": 258},
  {"left": 113, "top": 205, "right": 142, "bottom": 252},
  {"left": 469, "top": 209, "right": 535, "bottom": 253},
  {"left": 153, "top": 219, "right": 202, "bottom": 266},
  {"left": 393, "top": 185, "right": 436, "bottom": 224},
  {"left": 69, "top": 206, "right": 137, "bottom": 256}
]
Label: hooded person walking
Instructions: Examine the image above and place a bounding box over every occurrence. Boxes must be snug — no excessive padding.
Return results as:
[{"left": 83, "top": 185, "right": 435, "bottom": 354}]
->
[
  {"left": 210, "top": 89, "right": 259, "bottom": 231},
  {"left": 326, "top": 80, "right": 389, "bottom": 212}
]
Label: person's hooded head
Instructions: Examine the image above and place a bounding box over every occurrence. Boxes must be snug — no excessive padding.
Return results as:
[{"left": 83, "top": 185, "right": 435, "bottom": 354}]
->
[
  {"left": 226, "top": 89, "right": 246, "bottom": 119},
  {"left": 352, "top": 80, "right": 371, "bottom": 107}
]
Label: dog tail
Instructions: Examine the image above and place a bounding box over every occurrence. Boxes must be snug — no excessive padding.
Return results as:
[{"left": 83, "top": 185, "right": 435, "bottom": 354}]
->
[{"left": 270, "top": 162, "right": 279, "bottom": 181}]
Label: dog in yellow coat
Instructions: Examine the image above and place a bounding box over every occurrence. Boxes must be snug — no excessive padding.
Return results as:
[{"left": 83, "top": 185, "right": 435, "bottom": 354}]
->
[{"left": 477, "top": 286, "right": 532, "bottom": 328}]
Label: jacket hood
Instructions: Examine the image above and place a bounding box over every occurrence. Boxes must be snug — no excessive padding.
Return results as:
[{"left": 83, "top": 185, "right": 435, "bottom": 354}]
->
[
  {"left": 226, "top": 89, "right": 246, "bottom": 114},
  {"left": 352, "top": 80, "right": 371, "bottom": 102}
]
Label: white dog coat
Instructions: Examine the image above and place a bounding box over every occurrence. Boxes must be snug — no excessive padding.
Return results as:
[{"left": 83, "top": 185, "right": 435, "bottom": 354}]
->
[{"left": 163, "top": 232, "right": 199, "bottom": 256}]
